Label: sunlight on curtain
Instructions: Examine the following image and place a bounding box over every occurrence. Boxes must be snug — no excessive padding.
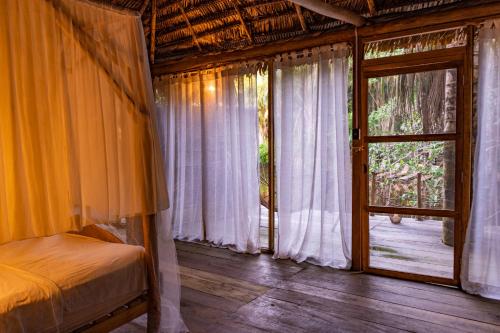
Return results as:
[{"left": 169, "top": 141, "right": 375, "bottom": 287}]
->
[
  {"left": 154, "top": 65, "right": 261, "bottom": 253},
  {"left": 0, "top": 1, "right": 185, "bottom": 331},
  {"left": 273, "top": 45, "right": 352, "bottom": 268},
  {"left": 461, "top": 20, "right": 500, "bottom": 300}
]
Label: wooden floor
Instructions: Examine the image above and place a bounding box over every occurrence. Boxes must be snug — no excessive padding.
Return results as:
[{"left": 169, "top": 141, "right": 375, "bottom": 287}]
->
[
  {"left": 116, "top": 241, "right": 500, "bottom": 333},
  {"left": 369, "top": 216, "right": 454, "bottom": 278}
]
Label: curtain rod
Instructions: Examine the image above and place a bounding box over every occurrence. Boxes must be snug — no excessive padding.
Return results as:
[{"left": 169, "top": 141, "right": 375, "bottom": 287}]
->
[
  {"left": 156, "top": 42, "right": 354, "bottom": 77},
  {"left": 156, "top": 60, "right": 269, "bottom": 80}
]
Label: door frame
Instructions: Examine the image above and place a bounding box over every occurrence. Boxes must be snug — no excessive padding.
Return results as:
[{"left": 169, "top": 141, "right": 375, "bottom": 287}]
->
[{"left": 354, "top": 45, "right": 473, "bottom": 286}]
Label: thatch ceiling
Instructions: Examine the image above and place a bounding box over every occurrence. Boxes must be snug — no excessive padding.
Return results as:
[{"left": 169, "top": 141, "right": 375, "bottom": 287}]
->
[{"left": 94, "top": 0, "right": 468, "bottom": 64}]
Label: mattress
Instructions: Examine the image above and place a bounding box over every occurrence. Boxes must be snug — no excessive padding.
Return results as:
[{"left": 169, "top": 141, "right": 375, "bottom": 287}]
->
[{"left": 0, "top": 233, "right": 148, "bottom": 332}]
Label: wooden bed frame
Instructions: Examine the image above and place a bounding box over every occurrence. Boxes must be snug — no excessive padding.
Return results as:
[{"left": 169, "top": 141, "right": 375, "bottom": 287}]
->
[
  {"left": 72, "top": 215, "right": 161, "bottom": 333},
  {"left": 74, "top": 294, "right": 148, "bottom": 333}
]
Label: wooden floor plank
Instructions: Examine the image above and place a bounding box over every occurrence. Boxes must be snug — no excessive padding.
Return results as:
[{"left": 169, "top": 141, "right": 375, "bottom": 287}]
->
[
  {"left": 181, "top": 298, "right": 268, "bottom": 333},
  {"left": 236, "top": 296, "right": 404, "bottom": 333},
  {"left": 180, "top": 266, "right": 269, "bottom": 303},
  {"left": 180, "top": 286, "right": 246, "bottom": 313},
  {"left": 177, "top": 249, "right": 303, "bottom": 288},
  {"left": 265, "top": 288, "right": 454, "bottom": 333}
]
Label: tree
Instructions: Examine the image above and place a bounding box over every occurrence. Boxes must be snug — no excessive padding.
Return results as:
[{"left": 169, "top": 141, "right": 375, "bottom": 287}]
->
[{"left": 442, "top": 69, "right": 457, "bottom": 246}]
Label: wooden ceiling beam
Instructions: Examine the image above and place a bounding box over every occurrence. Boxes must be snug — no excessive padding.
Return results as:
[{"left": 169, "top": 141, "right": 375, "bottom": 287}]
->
[
  {"left": 233, "top": 3, "right": 254, "bottom": 44},
  {"left": 139, "top": 0, "right": 149, "bottom": 16},
  {"left": 366, "top": 0, "right": 377, "bottom": 16},
  {"left": 158, "top": 21, "right": 242, "bottom": 47},
  {"left": 289, "top": 0, "right": 366, "bottom": 27},
  {"left": 155, "top": 9, "right": 237, "bottom": 35},
  {"left": 293, "top": 3, "right": 309, "bottom": 32},
  {"left": 149, "top": 0, "right": 157, "bottom": 63},
  {"left": 177, "top": 3, "right": 202, "bottom": 52}
]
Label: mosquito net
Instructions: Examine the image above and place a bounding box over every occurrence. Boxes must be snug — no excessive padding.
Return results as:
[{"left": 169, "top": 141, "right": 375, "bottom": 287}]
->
[{"left": 0, "top": 0, "right": 185, "bottom": 331}]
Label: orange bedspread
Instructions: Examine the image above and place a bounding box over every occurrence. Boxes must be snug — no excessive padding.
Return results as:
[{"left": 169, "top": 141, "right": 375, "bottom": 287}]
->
[{"left": 0, "top": 233, "right": 147, "bottom": 332}]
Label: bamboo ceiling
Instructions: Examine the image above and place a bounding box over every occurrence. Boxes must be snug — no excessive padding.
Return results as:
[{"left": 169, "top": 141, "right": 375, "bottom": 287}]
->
[{"left": 94, "top": 0, "right": 472, "bottom": 64}]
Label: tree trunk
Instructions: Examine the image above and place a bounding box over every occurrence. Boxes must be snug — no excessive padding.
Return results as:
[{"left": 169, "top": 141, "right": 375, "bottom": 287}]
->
[
  {"left": 442, "top": 69, "right": 456, "bottom": 246},
  {"left": 419, "top": 70, "right": 445, "bottom": 134}
]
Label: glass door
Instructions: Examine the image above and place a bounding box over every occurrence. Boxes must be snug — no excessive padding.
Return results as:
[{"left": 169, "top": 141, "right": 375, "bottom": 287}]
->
[{"left": 360, "top": 54, "right": 466, "bottom": 285}]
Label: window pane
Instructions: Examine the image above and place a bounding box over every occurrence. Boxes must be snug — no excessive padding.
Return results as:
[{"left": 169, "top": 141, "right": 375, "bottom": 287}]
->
[
  {"left": 368, "top": 141, "right": 455, "bottom": 210},
  {"left": 369, "top": 213, "right": 454, "bottom": 279},
  {"left": 368, "top": 69, "right": 457, "bottom": 136}
]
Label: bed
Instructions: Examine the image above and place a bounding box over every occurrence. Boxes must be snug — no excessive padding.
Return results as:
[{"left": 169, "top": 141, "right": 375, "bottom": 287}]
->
[{"left": 0, "top": 230, "right": 153, "bottom": 332}]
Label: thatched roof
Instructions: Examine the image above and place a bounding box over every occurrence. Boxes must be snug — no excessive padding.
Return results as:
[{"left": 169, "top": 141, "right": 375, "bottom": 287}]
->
[{"left": 93, "top": 0, "right": 475, "bottom": 64}]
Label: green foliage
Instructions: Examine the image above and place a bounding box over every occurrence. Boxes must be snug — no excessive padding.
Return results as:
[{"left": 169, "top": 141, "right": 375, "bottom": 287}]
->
[
  {"left": 368, "top": 99, "right": 394, "bottom": 136},
  {"left": 259, "top": 143, "right": 269, "bottom": 166},
  {"left": 369, "top": 140, "right": 445, "bottom": 208}
]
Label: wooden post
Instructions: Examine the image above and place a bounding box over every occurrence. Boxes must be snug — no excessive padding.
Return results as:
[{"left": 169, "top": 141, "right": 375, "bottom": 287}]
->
[
  {"left": 370, "top": 172, "right": 376, "bottom": 216},
  {"left": 351, "top": 30, "right": 364, "bottom": 271},
  {"left": 442, "top": 66, "right": 457, "bottom": 246},
  {"left": 142, "top": 214, "right": 161, "bottom": 333},
  {"left": 417, "top": 173, "right": 423, "bottom": 221},
  {"left": 268, "top": 61, "right": 276, "bottom": 253}
]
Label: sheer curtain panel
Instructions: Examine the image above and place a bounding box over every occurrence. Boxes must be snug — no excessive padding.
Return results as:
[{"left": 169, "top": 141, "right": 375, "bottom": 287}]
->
[
  {"left": 155, "top": 65, "right": 261, "bottom": 253},
  {"left": 273, "top": 45, "right": 352, "bottom": 269},
  {"left": 0, "top": 1, "right": 185, "bottom": 331},
  {"left": 461, "top": 20, "right": 500, "bottom": 300}
]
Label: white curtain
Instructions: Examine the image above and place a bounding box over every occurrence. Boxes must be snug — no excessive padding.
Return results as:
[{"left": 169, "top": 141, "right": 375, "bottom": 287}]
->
[
  {"left": 154, "top": 65, "right": 261, "bottom": 254},
  {"left": 273, "top": 45, "right": 352, "bottom": 269},
  {"left": 0, "top": 0, "right": 185, "bottom": 331},
  {"left": 461, "top": 20, "right": 500, "bottom": 300}
]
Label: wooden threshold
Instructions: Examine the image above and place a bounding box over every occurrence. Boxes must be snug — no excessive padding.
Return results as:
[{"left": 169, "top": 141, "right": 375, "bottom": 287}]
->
[
  {"left": 364, "top": 267, "right": 457, "bottom": 286},
  {"left": 366, "top": 206, "right": 456, "bottom": 218}
]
